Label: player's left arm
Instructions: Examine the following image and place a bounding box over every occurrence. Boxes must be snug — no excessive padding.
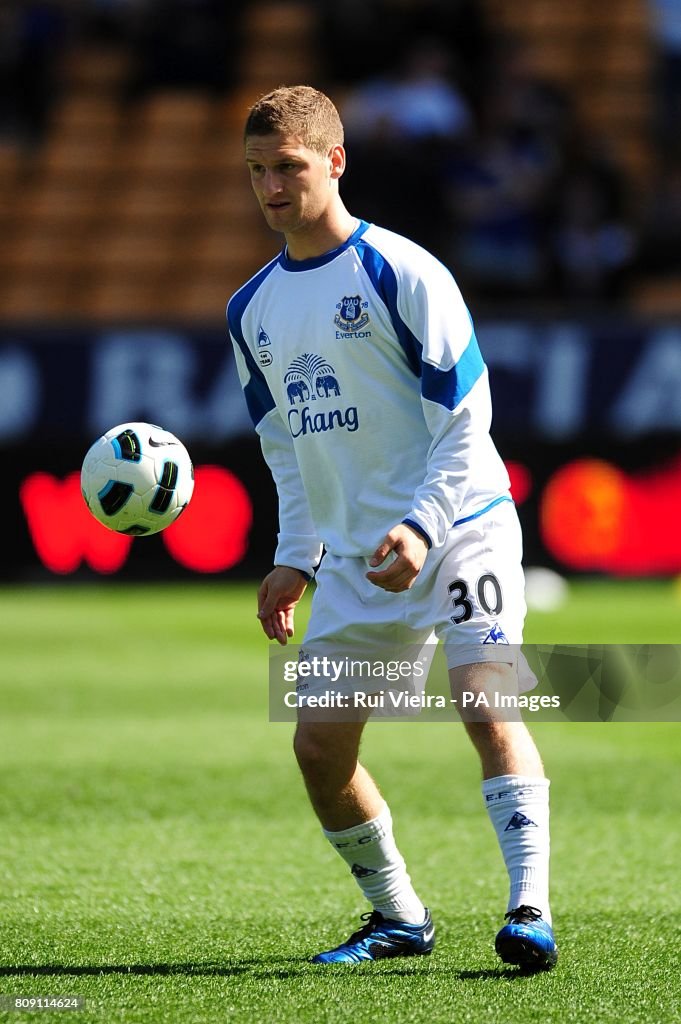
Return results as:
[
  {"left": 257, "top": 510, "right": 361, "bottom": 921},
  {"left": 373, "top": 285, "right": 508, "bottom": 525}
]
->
[
  {"left": 401, "top": 258, "right": 497, "bottom": 546},
  {"left": 365, "top": 522, "right": 430, "bottom": 592},
  {"left": 367, "top": 256, "right": 499, "bottom": 592}
]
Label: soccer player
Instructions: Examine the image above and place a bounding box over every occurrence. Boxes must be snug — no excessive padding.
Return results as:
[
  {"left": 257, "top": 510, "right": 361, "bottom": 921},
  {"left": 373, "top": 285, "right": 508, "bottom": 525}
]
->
[{"left": 227, "top": 85, "right": 558, "bottom": 970}]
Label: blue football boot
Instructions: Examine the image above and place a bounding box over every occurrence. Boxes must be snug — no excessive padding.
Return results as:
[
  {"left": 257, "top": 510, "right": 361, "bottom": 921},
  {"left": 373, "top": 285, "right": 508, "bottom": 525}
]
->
[
  {"left": 495, "top": 905, "right": 558, "bottom": 970},
  {"left": 311, "top": 909, "right": 435, "bottom": 964}
]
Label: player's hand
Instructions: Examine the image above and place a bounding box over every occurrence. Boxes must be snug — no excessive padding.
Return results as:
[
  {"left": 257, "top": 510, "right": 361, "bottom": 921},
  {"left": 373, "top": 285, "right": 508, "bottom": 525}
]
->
[
  {"left": 366, "top": 524, "right": 429, "bottom": 593},
  {"left": 257, "top": 566, "right": 308, "bottom": 645}
]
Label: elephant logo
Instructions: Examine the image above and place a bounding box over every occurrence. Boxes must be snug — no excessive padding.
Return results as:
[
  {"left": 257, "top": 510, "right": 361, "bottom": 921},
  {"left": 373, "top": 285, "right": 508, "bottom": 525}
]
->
[
  {"left": 315, "top": 374, "right": 341, "bottom": 397},
  {"left": 284, "top": 353, "right": 342, "bottom": 403},
  {"left": 286, "top": 379, "right": 310, "bottom": 404}
]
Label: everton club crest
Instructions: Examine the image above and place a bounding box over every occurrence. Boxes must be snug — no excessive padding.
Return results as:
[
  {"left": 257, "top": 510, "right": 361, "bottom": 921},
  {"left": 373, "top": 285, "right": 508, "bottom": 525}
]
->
[{"left": 334, "top": 295, "right": 370, "bottom": 333}]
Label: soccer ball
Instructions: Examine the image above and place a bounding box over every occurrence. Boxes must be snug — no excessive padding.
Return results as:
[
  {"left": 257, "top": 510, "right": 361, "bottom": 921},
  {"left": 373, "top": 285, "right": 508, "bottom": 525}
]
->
[{"left": 81, "top": 422, "right": 194, "bottom": 536}]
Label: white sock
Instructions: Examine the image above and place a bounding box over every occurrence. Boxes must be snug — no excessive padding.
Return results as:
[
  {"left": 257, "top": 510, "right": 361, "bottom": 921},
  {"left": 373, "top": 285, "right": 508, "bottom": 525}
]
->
[
  {"left": 482, "top": 774, "right": 552, "bottom": 925},
  {"left": 323, "top": 803, "right": 426, "bottom": 924}
]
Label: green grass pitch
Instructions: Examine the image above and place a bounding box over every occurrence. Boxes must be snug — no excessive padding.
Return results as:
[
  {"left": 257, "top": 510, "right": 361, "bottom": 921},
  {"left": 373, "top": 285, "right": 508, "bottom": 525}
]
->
[{"left": 0, "top": 580, "right": 679, "bottom": 1024}]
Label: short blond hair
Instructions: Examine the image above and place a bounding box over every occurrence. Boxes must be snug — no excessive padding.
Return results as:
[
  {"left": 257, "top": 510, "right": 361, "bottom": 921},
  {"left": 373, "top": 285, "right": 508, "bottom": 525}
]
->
[{"left": 244, "top": 85, "right": 344, "bottom": 154}]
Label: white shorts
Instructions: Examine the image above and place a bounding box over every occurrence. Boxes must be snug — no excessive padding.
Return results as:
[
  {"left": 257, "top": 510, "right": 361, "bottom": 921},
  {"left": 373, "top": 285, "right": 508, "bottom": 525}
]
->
[{"left": 303, "top": 500, "right": 527, "bottom": 683}]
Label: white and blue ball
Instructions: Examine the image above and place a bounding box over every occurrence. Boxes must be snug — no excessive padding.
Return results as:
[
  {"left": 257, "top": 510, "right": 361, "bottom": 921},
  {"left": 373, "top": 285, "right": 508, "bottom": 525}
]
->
[{"left": 81, "top": 422, "right": 194, "bottom": 535}]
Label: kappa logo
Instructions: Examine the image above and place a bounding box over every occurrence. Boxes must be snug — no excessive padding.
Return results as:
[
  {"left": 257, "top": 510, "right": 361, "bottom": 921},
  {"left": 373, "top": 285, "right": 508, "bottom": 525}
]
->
[
  {"left": 504, "top": 811, "right": 538, "bottom": 831},
  {"left": 351, "top": 863, "right": 378, "bottom": 878},
  {"left": 283, "top": 353, "right": 359, "bottom": 438},
  {"left": 482, "top": 623, "right": 509, "bottom": 645},
  {"left": 334, "top": 295, "right": 371, "bottom": 336},
  {"left": 257, "top": 326, "right": 273, "bottom": 367}
]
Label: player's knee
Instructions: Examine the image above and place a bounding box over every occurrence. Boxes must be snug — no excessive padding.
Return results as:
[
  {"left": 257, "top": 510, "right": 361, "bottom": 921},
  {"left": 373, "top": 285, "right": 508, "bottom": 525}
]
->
[
  {"left": 293, "top": 726, "right": 333, "bottom": 775},
  {"left": 464, "top": 719, "right": 511, "bottom": 746},
  {"left": 464, "top": 720, "right": 544, "bottom": 776},
  {"left": 293, "top": 723, "right": 359, "bottom": 779}
]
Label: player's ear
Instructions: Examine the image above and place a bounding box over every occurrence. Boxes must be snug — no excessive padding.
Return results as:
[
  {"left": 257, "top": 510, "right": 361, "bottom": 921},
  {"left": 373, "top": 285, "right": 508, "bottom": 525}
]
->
[{"left": 329, "top": 144, "right": 346, "bottom": 180}]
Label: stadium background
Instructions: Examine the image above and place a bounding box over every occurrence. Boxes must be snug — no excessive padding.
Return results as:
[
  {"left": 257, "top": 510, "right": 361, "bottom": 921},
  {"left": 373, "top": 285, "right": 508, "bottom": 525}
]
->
[
  {"left": 1, "top": 0, "right": 680, "bottom": 582},
  {"left": 1, "top": 5, "right": 681, "bottom": 1024}
]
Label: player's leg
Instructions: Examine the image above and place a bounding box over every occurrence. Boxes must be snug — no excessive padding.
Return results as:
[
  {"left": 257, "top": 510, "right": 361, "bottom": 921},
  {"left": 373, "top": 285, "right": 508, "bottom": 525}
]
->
[
  {"left": 451, "top": 661, "right": 545, "bottom": 778},
  {"left": 425, "top": 502, "right": 557, "bottom": 969},
  {"left": 450, "top": 661, "right": 557, "bottom": 969},
  {"left": 298, "top": 552, "right": 433, "bottom": 961},
  {"left": 294, "top": 715, "right": 434, "bottom": 963},
  {"left": 293, "top": 715, "right": 381, "bottom": 828}
]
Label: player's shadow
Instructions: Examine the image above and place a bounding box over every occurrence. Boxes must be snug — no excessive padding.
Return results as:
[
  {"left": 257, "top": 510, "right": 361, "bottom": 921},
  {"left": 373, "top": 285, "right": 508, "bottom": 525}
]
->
[
  {"left": 0, "top": 961, "right": 295, "bottom": 978},
  {"left": 0, "top": 962, "right": 532, "bottom": 980},
  {"left": 455, "top": 967, "right": 540, "bottom": 980},
  {"left": 363, "top": 966, "right": 529, "bottom": 980}
]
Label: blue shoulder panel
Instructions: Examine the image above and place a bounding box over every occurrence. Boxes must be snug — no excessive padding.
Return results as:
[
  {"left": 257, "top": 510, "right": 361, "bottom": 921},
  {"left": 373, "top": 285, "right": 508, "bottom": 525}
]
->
[
  {"left": 356, "top": 238, "right": 485, "bottom": 409},
  {"left": 421, "top": 333, "right": 485, "bottom": 411},
  {"left": 355, "top": 240, "right": 422, "bottom": 377},
  {"left": 227, "top": 258, "right": 279, "bottom": 427}
]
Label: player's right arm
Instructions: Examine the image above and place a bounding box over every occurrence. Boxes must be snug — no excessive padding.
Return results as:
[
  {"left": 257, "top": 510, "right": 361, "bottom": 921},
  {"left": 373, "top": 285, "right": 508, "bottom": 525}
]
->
[
  {"left": 228, "top": 318, "right": 322, "bottom": 640},
  {"left": 253, "top": 414, "right": 321, "bottom": 643},
  {"left": 256, "top": 409, "right": 323, "bottom": 581},
  {"left": 257, "top": 566, "right": 308, "bottom": 644}
]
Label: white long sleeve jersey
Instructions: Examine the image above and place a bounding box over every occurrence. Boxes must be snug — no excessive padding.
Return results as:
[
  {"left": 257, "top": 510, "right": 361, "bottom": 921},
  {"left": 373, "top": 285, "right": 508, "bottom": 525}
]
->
[{"left": 227, "top": 220, "right": 511, "bottom": 578}]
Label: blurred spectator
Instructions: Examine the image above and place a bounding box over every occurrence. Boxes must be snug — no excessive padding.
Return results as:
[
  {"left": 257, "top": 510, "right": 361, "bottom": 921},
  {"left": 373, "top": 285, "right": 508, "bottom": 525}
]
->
[
  {"left": 317, "top": 0, "right": 489, "bottom": 102},
  {"left": 341, "top": 133, "right": 452, "bottom": 259},
  {"left": 550, "top": 157, "right": 635, "bottom": 302},
  {"left": 78, "top": 0, "right": 138, "bottom": 44},
  {"left": 339, "top": 39, "right": 472, "bottom": 258},
  {"left": 0, "top": 1, "right": 66, "bottom": 146},
  {"left": 341, "top": 38, "right": 472, "bottom": 143},
  {"left": 649, "top": 0, "right": 681, "bottom": 156},
  {"left": 485, "top": 40, "right": 573, "bottom": 155},
  {"left": 126, "top": 0, "right": 244, "bottom": 98},
  {"left": 637, "top": 153, "right": 681, "bottom": 274},
  {"left": 443, "top": 41, "right": 570, "bottom": 301}
]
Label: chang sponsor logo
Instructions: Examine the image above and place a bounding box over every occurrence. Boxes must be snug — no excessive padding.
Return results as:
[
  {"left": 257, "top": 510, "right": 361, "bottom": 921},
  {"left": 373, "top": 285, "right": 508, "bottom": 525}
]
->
[
  {"left": 289, "top": 404, "right": 359, "bottom": 437},
  {"left": 283, "top": 353, "right": 359, "bottom": 438}
]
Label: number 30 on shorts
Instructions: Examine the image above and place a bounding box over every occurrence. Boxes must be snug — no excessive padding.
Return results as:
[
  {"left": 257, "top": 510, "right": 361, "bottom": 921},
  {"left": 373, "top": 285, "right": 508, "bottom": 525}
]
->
[{"left": 447, "top": 573, "right": 503, "bottom": 623}]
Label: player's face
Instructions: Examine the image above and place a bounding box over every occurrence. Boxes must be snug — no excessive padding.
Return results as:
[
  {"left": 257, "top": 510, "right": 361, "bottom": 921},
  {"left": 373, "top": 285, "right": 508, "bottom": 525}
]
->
[{"left": 245, "top": 133, "right": 340, "bottom": 236}]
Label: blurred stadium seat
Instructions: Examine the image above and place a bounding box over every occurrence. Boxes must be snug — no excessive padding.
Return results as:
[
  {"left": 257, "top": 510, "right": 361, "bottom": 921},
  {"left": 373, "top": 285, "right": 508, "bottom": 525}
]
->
[
  {"left": 484, "top": 0, "right": 653, "bottom": 189},
  {"left": 1, "top": 0, "right": 679, "bottom": 320},
  {"left": 0, "top": 5, "right": 321, "bottom": 323},
  {"left": 632, "top": 274, "right": 681, "bottom": 313},
  {"left": 60, "top": 44, "right": 131, "bottom": 94}
]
